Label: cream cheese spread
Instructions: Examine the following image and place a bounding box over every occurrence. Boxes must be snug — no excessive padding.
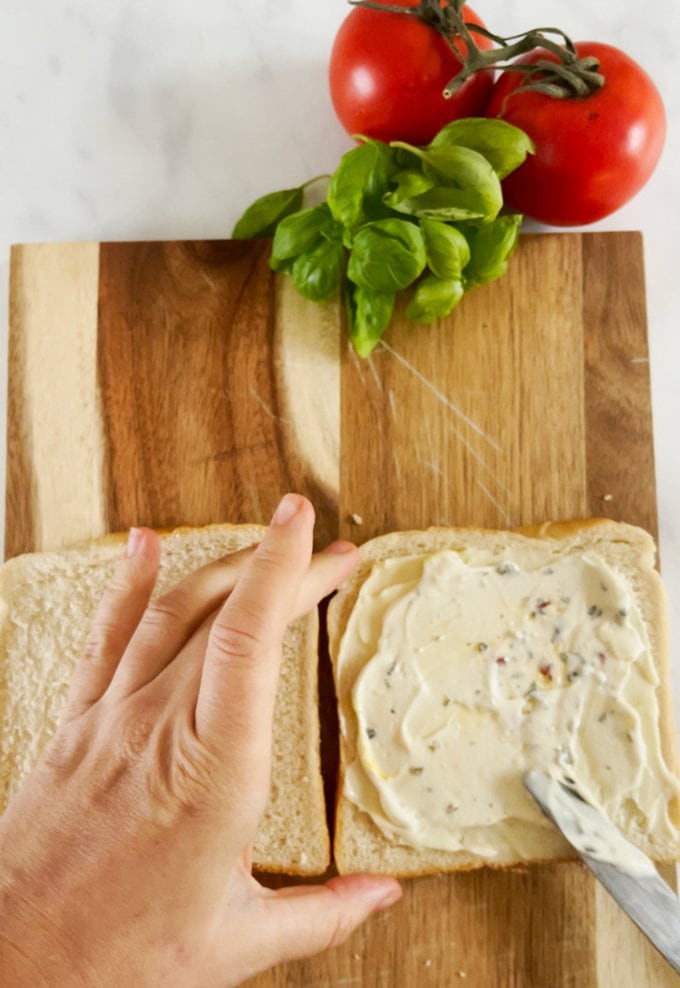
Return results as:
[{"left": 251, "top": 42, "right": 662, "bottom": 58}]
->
[{"left": 339, "top": 548, "right": 680, "bottom": 861}]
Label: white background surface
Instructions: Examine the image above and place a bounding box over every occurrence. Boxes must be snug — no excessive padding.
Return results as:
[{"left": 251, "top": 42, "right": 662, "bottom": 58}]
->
[{"left": 1, "top": 1, "right": 678, "bottom": 725}]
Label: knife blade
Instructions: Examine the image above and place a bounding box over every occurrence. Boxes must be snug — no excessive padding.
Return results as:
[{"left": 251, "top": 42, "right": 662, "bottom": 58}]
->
[{"left": 524, "top": 769, "right": 680, "bottom": 975}]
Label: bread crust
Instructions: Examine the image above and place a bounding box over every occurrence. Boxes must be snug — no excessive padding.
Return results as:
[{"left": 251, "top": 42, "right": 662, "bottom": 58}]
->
[{"left": 329, "top": 519, "right": 680, "bottom": 876}]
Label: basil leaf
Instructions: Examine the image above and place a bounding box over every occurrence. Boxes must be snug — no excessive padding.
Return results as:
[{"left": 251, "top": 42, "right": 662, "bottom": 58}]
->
[
  {"left": 392, "top": 143, "right": 502, "bottom": 221},
  {"left": 421, "top": 218, "right": 471, "bottom": 280},
  {"left": 367, "top": 217, "right": 427, "bottom": 253},
  {"left": 232, "top": 186, "right": 304, "bottom": 239},
  {"left": 383, "top": 170, "right": 436, "bottom": 210},
  {"left": 271, "top": 204, "right": 334, "bottom": 263},
  {"left": 268, "top": 255, "right": 294, "bottom": 274},
  {"left": 463, "top": 213, "right": 523, "bottom": 289},
  {"left": 389, "top": 186, "right": 486, "bottom": 221},
  {"left": 429, "top": 117, "right": 535, "bottom": 180},
  {"left": 327, "top": 142, "right": 379, "bottom": 228},
  {"left": 292, "top": 238, "right": 344, "bottom": 302},
  {"left": 406, "top": 274, "right": 465, "bottom": 322},
  {"left": 347, "top": 219, "right": 426, "bottom": 294},
  {"left": 362, "top": 140, "right": 399, "bottom": 220},
  {"left": 345, "top": 280, "right": 395, "bottom": 358}
]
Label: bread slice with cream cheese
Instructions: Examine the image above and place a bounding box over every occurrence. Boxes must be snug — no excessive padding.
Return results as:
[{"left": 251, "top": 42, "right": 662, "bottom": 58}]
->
[
  {"left": 329, "top": 519, "right": 680, "bottom": 876},
  {"left": 0, "top": 524, "right": 329, "bottom": 875}
]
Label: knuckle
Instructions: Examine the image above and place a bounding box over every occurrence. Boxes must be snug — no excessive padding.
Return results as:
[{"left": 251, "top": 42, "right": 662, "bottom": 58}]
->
[
  {"left": 40, "top": 701, "right": 225, "bottom": 823},
  {"left": 143, "top": 719, "right": 226, "bottom": 821},
  {"left": 142, "top": 591, "right": 191, "bottom": 634},
  {"left": 80, "top": 618, "right": 122, "bottom": 669},
  {"left": 82, "top": 615, "right": 118, "bottom": 662},
  {"left": 253, "top": 540, "right": 291, "bottom": 575},
  {"left": 165, "top": 736, "right": 224, "bottom": 810},
  {"left": 209, "top": 616, "right": 263, "bottom": 661},
  {"left": 41, "top": 726, "right": 89, "bottom": 778},
  {"left": 80, "top": 627, "right": 110, "bottom": 665}
]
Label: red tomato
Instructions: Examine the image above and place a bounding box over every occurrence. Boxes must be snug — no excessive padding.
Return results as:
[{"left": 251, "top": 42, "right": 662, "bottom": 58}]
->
[
  {"left": 329, "top": 0, "right": 495, "bottom": 146},
  {"left": 485, "top": 42, "right": 666, "bottom": 226}
]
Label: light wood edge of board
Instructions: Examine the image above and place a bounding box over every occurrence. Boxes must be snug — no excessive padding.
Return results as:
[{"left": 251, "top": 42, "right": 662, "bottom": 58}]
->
[
  {"left": 9, "top": 242, "right": 106, "bottom": 551},
  {"left": 274, "top": 275, "right": 341, "bottom": 502}
]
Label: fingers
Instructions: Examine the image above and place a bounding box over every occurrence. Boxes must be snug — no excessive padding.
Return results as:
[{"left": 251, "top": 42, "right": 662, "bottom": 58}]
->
[
  {"left": 64, "top": 529, "right": 161, "bottom": 718},
  {"left": 68, "top": 495, "right": 357, "bottom": 726},
  {"left": 107, "top": 538, "right": 358, "bottom": 700},
  {"left": 259, "top": 875, "right": 402, "bottom": 964},
  {"left": 294, "top": 540, "right": 358, "bottom": 615},
  {"left": 107, "top": 544, "right": 258, "bottom": 697},
  {"left": 194, "top": 494, "right": 315, "bottom": 790}
]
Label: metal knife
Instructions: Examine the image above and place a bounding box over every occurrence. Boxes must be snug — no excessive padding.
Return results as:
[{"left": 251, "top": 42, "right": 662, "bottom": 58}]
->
[{"left": 524, "top": 769, "right": 680, "bottom": 975}]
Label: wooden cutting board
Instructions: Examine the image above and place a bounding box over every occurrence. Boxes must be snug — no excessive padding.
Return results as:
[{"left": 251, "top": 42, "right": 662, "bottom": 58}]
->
[{"left": 6, "top": 233, "right": 679, "bottom": 987}]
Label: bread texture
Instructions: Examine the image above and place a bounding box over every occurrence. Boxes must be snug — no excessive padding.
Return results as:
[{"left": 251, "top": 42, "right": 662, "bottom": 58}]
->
[
  {"left": 0, "top": 524, "right": 329, "bottom": 875},
  {"left": 329, "top": 518, "right": 680, "bottom": 877}
]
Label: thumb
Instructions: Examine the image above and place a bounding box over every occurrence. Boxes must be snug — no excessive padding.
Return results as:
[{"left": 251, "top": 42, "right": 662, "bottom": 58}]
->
[{"left": 261, "top": 874, "right": 402, "bottom": 964}]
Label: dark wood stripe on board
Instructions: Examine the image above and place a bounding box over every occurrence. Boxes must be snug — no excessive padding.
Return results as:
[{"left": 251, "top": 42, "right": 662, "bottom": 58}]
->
[
  {"left": 582, "top": 231, "right": 658, "bottom": 539},
  {"left": 97, "top": 240, "right": 339, "bottom": 545}
]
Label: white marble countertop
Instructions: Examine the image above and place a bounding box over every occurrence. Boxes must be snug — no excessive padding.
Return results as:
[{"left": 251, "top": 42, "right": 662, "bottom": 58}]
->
[{"left": 2, "top": 1, "right": 679, "bottom": 725}]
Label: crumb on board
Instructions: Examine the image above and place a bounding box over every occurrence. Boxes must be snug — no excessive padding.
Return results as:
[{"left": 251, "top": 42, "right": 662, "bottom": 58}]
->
[
  {"left": 600, "top": 493, "right": 613, "bottom": 502},
  {"left": 350, "top": 512, "right": 363, "bottom": 525}
]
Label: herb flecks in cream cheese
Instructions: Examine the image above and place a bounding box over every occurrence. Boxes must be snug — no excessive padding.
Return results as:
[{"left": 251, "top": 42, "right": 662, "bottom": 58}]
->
[{"left": 339, "top": 549, "right": 680, "bottom": 861}]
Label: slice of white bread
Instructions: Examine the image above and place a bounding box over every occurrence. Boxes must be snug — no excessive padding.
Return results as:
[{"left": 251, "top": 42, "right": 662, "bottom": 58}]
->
[
  {"left": 329, "top": 518, "right": 680, "bottom": 876},
  {"left": 0, "top": 524, "right": 329, "bottom": 875}
]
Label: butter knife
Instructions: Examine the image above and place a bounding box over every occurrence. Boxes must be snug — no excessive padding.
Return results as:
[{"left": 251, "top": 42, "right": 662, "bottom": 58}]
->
[{"left": 524, "top": 769, "right": 680, "bottom": 975}]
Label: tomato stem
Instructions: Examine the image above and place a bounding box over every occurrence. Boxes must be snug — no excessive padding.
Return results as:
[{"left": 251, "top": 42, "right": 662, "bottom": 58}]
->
[{"left": 348, "top": 0, "right": 605, "bottom": 99}]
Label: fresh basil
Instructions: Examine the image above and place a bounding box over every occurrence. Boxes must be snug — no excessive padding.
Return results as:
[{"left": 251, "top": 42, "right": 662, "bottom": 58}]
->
[
  {"left": 232, "top": 116, "right": 533, "bottom": 356},
  {"left": 362, "top": 139, "right": 399, "bottom": 220},
  {"left": 463, "top": 214, "right": 523, "bottom": 288},
  {"left": 348, "top": 219, "right": 426, "bottom": 294},
  {"left": 291, "top": 238, "right": 344, "bottom": 302},
  {"left": 421, "top": 218, "right": 471, "bottom": 279},
  {"left": 429, "top": 117, "right": 535, "bottom": 180},
  {"left": 327, "top": 142, "right": 380, "bottom": 228},
  {"left": 345, "top": 280, "right": 395, "bottom": 358},
  {"left": 382, "top": 170, "right": 436, "bottom": 210},
  {"left": 388, "top": 186, "right": 486, "bottom": 221},
  {"left": 271, "top": 205, "right": 335, "bottom": 263},
  {"left": 231, "top": 185, "right": 304, "bottom": 239},
  {"left": 406, "top": 274, "right": 465, "bottom": 322},
  {"left": 392, "top": 142, "right": 503, "bottom": 221}
]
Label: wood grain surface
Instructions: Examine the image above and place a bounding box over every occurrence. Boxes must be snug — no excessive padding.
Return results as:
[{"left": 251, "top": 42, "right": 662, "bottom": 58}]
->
[{"left": 6, "top": 232, "right": 678, "bottom": 987}]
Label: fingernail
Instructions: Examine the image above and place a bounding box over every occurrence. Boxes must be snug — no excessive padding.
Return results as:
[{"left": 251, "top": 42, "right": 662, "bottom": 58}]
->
[
  {"left": 271, "top": 493, "right": 303, "bottom": 526},
  {"left": 322, "top": 540, "right": 357, "bottom": 554},
  {"left": 125, "top": 527, "right": 144, "bottom": 557}
]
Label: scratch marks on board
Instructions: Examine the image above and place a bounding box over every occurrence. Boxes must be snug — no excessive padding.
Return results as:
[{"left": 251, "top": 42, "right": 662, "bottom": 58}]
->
[
  {"left": 417, "top": 416, "right": 443, "bottom": 480},
  {"left": 379, "top": 340, "right": 501, "bottom": 452},
  {"left": 375, "top": 339, "right": 514, "bottom": 525},
  {"left": 248, "top": 385, "right": 288, "bottom": 424},
  {"left": 475, "top": 478, "right": 513, "bottom": 527},
  {"left": 200, "top": 269, "right": 217, "bottom": 291},
  {"left": 366, "top": 353, "right": 384, "bottom": 392}
]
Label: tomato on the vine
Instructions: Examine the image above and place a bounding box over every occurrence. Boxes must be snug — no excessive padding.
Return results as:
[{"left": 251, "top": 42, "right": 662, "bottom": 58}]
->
[
  {"left": 485, "top": 42, "right": 666, "bottom": 226},
  {"left": 329, "top": 0, "right": 494, "bottom": 146}
]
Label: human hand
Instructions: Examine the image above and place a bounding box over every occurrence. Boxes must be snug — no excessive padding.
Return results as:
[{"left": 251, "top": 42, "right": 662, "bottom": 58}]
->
[{"left": 0, "top": 494, "right": 401, "bottom": 987}]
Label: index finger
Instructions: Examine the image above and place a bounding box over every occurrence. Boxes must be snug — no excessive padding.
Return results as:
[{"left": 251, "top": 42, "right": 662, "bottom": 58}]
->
[{"left": 194, "top": 494, "right": 315, "bottom": 788}]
